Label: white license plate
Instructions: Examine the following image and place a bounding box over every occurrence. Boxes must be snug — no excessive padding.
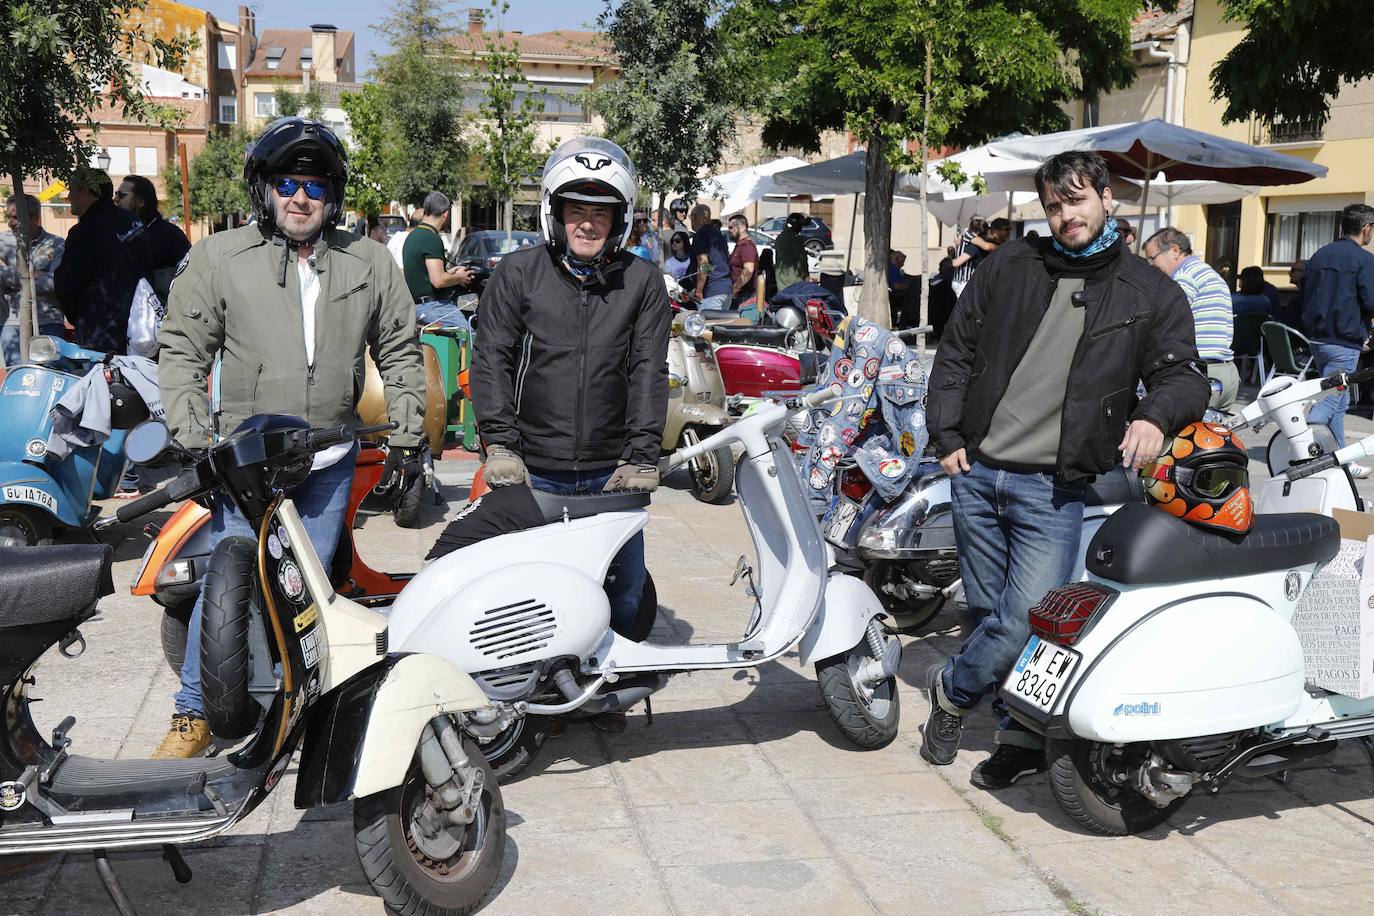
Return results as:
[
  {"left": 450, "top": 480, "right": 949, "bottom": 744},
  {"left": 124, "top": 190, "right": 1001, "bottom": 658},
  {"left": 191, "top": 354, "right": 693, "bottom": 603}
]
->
[
  {"left": 2, "top": 485, "right": 56, "bottom": 514},
  {"left": 824, "top": 496, "right": 861, "bottom": 545},
  {"left": 1005, "top": 635, "right": 1079, "bottom": 715}
]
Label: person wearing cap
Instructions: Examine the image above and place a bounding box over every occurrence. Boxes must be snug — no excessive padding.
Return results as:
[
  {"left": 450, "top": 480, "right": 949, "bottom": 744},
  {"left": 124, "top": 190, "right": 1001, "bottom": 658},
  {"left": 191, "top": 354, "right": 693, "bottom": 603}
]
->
[
  {"left": 472, "top": 137, "right": 669, "bottom": 672},
  {"left": 53, "top": 166, "right": 154, "bottom": 354},
  {"left": 152, "top": 116, "right": 427, "bottom": 758}
]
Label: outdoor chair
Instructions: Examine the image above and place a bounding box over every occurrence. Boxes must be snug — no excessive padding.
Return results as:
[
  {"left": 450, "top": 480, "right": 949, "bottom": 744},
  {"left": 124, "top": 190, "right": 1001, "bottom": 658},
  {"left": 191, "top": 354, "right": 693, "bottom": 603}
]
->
[
  {"left": 1232, "top": 312, "right": 1265, "bottom": 384},
  {"left": 1260, "top": 321, "right": 1315, "bottom": 386}
]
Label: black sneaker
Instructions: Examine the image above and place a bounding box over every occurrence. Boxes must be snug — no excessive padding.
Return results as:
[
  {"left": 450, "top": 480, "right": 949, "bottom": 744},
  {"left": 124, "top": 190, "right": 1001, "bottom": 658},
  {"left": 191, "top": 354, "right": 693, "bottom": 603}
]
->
[
  {"left": 970, "top": 744, "right": 1046, "bottom": 790},
  {"left": 920, "top": 663, "right": 963, "bottom": 765}
]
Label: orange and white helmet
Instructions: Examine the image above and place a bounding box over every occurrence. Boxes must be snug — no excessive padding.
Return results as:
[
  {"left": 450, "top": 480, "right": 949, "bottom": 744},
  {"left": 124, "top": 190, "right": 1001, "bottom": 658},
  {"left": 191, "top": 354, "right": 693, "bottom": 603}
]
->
[{"left": 1141, "top": 422, "right": 1253, "bottom": 535}]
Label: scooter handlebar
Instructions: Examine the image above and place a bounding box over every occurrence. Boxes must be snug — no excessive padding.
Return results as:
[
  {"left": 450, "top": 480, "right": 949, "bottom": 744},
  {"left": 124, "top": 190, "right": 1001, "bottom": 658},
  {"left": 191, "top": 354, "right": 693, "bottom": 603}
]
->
[{"left": 113, "top": 469, "right": 203, "bottom": 523}]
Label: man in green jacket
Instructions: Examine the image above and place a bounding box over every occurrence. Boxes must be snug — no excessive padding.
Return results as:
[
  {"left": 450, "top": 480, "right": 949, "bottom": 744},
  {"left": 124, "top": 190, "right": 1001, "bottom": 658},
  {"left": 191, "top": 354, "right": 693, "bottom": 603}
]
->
[{"left": 152, "top": 116, "right": 427, "bottom": 758}]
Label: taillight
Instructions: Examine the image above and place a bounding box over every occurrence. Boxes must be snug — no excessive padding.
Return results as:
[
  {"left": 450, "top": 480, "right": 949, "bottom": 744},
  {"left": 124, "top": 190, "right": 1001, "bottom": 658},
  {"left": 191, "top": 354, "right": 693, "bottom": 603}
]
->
[
  {"left": 1029, "top": 582, "right": 1117, "bottom": 646},
  {"left": 840, "top": 468, "right": 870, "bottom": 501}
]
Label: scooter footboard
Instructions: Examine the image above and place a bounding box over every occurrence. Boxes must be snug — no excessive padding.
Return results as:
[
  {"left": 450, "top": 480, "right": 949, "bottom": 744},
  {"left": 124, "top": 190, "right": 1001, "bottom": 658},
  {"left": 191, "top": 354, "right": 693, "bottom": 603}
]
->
[
  {"left": 296, "top": 653, "right": 491, "bottom": 807},
  {"left": 797, "top": 574, "right": 886, "bottom": 666},
  {"left": 1064, "top": 596, "right": 1305, "bottom": 743}
]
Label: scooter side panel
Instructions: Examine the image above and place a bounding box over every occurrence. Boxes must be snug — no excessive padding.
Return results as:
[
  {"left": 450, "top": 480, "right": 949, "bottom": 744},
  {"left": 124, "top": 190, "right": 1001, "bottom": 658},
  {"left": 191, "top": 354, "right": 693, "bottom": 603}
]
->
[
  {"left": 1065, "top": 594, "right": 1304, "bottom": 742},
  {"left": 797, "top": 573, "right": 887, "bottom": 666}
]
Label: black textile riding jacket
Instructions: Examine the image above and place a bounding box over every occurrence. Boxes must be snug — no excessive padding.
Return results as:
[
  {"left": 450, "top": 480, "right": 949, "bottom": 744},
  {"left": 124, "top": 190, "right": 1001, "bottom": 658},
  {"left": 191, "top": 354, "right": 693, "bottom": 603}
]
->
[
  {"left": 472, "top": 244, "right": 670, "bottom": 471},
  {"left": 926, "top": 236, "right": 1211, "bottom": 482}
]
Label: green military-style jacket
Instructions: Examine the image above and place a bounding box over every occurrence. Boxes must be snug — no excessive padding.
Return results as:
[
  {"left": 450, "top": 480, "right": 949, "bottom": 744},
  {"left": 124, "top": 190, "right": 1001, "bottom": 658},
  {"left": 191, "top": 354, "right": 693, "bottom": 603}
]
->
[{"left": 159, "top": 224, "right": 425, "bottom": 449}]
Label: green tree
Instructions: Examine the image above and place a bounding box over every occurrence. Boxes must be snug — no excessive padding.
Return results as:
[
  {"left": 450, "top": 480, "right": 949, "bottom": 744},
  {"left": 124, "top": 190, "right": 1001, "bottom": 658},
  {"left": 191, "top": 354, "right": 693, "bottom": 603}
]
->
[
  {"left": 163, "top": 128, "right": 252, "bottom": 228},
  {"left": 725, "top": 0, "right": 1145, "bottom": 326},
  {"left": 373, "top": 0, "right": 472, "bottom": 207},
  {"left": 592, "top": 0, "right": 733, "bottom": 208},
  {"left": 468, "top": 0, "right": 546, "bottom": 237},
  {"left": 273, "top": 85, "right": 325, "bottom": 120},
  {"left": 1210, "top": 0, "right": 1374, "bottom": 128},
  {"left": 340, "top": 84, "right": 400, "bottom": 216},
  {"left": 0, "top": 0, "right": 188, "bottom": 358}
]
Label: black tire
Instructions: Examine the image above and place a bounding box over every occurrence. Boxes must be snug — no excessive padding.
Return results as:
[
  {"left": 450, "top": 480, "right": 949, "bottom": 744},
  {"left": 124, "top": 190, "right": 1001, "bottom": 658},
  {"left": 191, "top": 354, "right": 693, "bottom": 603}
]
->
[
  {"left": 1046, "top": 738, "right": 1188, "bottom": 836},
  {"left": 160, "top": 599, "right": 195, "bottom": 674},
  {"left": 481, "top": 715, "right": 552, "bottom": 782},
  {"left": 0, "top": 506, "right": 52, "bottom": 548},
  {"left": 815, "top": 637, "right": 900, "bottom": 750},
  {"left": 394, "top": 476, "right": 424, "bottom": 529},
  {"left": 354, "top": 735, "right": 505, "bottom": 915},
  {"left": 864, "top": 563, "right": 946, "bottom": 635},
  {"left": 199, "top": 536, "right": 258, "bottom": 741},
  {"left": 687, "top": 442, "right": 735, "bottom": 504},
  {"left": 804, "top": 239, "right": 824, "bottom": 254}
]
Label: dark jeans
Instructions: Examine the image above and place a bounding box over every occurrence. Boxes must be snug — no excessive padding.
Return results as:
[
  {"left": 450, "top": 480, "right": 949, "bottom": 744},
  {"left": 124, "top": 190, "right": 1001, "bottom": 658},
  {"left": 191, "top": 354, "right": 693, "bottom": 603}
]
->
[
  {"left": 940, "top": 461, "right": 1085, "bottom": 749},
  {"left": 527, "top": 466, "right": 647, "bottom": 638}
]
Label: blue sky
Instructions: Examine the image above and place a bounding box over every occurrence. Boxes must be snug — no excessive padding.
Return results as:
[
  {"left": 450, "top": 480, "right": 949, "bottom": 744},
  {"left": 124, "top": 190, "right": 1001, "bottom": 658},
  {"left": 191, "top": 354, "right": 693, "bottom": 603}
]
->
[{"left": 201, "top": 1, "right": 605, "bottom": 77}]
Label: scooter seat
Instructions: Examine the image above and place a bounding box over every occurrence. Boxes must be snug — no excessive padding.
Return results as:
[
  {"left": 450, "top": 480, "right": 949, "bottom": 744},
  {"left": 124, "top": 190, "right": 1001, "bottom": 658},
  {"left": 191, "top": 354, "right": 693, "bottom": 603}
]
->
[
  {"left": 1083, "top": 467, "right": 1146, "bottom": 508},
  {"left": 1087, "top": 503, "right": 1340, "bottom": 586},
  {"left": 698, "top": 308, "right": 742, "bottom": 322},
  {"left": 529, "top": 489, "right": 650, "bottom": 524},
  {"left": 0, "top": 544, "right": 113, "bottom": 627},
  {"left": 710, "top": 325, "right": 793, "bottom": 347}
]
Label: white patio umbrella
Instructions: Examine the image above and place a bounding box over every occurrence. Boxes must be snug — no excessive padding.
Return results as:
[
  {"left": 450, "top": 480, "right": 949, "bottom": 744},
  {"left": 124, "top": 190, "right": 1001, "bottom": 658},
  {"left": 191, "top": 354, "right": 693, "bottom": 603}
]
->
[
  {"left": 988, "top": 119, "right": 1326, "bottom": 250},
  {"left": 703, "top": 156, "right": 810, "bottom": 213}
]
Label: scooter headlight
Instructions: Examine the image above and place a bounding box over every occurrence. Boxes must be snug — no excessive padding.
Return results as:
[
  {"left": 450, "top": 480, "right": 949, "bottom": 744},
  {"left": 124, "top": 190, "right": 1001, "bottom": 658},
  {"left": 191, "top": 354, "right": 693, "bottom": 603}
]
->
[
  {"left": 856, "top": 472, "right": 949, "bottom": 558},
  {"left": 27, "top": 336, "right": 59, "bottom": 365},
  {"left": 682, "top": 311, "right": 707, "bottom": 339}
]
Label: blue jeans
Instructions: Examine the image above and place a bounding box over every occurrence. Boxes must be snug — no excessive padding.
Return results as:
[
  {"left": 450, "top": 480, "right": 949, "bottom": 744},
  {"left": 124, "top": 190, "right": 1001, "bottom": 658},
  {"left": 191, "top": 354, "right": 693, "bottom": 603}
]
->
[
  {"left": 941, "top": 462, "right": 1085, "bottom": 749},
  {"left": 1, "top": 322, "right": 66, "bottom": 367},
  {"left": 699, "top": 294, "right": 730, "bottom": 311},
  {"left": 527, "top": 466, "right": 647, "bottom": 639},
  {"left": 174, "top": 444, "right": 357, "bottom": 717},
  {"left": 415, "top": 300, "right": 471, "bottom": 333},
  {"left": 1307, "top": 341, "right": 1361, "bottom": 448}
]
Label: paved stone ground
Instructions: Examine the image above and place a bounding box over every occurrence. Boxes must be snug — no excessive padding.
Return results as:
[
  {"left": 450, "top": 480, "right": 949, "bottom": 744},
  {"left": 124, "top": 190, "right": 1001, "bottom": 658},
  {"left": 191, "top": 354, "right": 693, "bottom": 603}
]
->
[{"left": 5, "top": 404, "right": 1374, "bottom": 915}]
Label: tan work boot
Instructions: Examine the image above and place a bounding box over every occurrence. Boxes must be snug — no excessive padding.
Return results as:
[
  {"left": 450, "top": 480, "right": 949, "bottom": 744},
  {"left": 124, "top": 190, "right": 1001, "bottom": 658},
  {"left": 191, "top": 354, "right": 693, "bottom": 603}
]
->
[{"left": 151, "top": 714, "right": 211, "bottom": 759}]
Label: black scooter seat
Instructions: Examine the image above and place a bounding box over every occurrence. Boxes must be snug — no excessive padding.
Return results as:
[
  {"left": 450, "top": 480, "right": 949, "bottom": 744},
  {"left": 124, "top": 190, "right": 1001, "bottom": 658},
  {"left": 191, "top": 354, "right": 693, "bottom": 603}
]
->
[
  {"left": 710, "top": 325, "right": 792, "bottom": 346},
  {"left": 698, "top": 308, "right": 743, "bottom": 322},
  {"left": 1087, "top": 503, "right": 1340, "bottom": 586},
  {"left": 48, "top": 753, "right": 238, "bottom": 796},
  {"left": 1083, "top": 467, "right": 1146, "bottom": 508},
  {"left": 529, "top": 489, "right": 650, "bottom": 524},
  {"left": 0, "top": 544, "right": 113, "bottom": 628}
]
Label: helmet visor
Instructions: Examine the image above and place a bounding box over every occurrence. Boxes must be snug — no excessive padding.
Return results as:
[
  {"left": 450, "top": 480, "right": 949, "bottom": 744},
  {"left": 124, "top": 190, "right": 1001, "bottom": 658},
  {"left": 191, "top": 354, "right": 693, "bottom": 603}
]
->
[{"left": 1178, "top": 463, "right": 1249, "bottom": 498}]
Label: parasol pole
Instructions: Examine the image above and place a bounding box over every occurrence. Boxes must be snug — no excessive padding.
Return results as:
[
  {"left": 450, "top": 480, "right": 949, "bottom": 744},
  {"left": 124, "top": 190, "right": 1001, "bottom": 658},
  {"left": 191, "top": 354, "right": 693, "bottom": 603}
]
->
[{"left": 1136, "top": 153, "right": 1154, "bottom": 254}]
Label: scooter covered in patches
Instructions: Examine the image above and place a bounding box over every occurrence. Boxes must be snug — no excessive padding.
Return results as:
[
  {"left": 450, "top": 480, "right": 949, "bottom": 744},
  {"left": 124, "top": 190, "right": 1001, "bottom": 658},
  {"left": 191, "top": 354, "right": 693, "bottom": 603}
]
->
[{"left": 0, "top": 417, "right": 507, "bottom": 914}]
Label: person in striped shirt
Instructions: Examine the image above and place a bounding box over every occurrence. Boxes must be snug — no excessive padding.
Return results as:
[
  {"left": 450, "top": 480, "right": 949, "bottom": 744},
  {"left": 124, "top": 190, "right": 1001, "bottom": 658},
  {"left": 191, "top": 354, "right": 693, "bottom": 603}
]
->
[{"left": 1144, "top": 227, "right": 1238, "bottom": 410}]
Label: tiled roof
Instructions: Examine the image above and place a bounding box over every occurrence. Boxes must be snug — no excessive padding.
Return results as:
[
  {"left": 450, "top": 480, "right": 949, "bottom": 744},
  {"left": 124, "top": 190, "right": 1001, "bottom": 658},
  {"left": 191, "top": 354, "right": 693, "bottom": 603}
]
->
[
  {"left": 448, "top": 29, "right": 614, "bottom": 65},
  {"left": 245, "top": 28, "right": 356, "bottom": 77},
  {"left": 88, "top": 95, "right": 209, "bottom": 129},
  {"left": 1132, "top": 0, "right": 1193, "bottom": 42},
  {"left": 315, "top": 81, "right": 366, "bottom": 107}
]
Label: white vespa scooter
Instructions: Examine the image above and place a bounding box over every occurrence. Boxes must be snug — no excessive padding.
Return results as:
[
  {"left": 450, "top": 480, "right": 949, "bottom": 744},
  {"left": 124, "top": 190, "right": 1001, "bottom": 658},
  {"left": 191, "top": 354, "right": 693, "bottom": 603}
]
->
[
  {"left": 999, "top": 367, "right": 1374, "bottom": 835},
  {"left": 386, "top": 385, "right": 903, "bottom": 777}
]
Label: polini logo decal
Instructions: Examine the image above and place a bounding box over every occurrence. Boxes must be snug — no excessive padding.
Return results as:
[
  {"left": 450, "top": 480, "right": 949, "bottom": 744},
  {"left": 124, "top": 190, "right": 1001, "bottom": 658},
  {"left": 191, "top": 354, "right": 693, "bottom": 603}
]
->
[{"left": 1112, "top": 702, "right": 1162, "bottom": 716}]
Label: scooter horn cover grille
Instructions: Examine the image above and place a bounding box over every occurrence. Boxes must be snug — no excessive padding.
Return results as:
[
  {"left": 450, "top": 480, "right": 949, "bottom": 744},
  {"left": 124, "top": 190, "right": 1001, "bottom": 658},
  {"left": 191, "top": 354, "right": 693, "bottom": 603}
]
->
[{"left": 470, "top": 599, "right": 558, "bottom": 660}]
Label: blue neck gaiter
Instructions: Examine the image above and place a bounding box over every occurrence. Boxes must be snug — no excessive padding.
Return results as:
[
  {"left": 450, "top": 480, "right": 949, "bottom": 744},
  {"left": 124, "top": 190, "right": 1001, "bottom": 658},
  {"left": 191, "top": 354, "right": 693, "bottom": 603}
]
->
[{"left": 1053, "top": 216, "right": 1119, "bottom": 259}]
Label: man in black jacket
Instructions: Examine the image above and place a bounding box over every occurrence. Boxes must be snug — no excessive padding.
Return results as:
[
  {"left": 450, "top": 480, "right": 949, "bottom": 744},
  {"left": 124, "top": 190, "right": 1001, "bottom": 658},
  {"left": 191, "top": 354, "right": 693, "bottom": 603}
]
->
[
  {"left": 472, "top": 138, "right": 669, "bottom": 646},
  {"left": 920, "top": 151, "right": 1209, "bottom": 788}
]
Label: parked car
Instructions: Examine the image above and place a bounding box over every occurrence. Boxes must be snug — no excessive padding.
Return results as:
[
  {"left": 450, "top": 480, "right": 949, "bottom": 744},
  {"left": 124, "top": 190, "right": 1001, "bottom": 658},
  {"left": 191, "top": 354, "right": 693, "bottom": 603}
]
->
[
  {"left": 755, "top": 215, "right": 833, "bottom": 253},
  {"left": 451, "top": 230, "right": 541, "bottom": 294}
]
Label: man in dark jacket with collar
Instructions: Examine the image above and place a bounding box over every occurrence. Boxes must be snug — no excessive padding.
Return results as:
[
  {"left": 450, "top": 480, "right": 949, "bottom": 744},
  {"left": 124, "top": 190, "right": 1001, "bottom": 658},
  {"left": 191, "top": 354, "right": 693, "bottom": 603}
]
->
[
  {"left": 920, "top": 151, "right": 1209, "bottom": 789},
  {"left": 473, "top": 138, "right": 669, "bottom": 654}
]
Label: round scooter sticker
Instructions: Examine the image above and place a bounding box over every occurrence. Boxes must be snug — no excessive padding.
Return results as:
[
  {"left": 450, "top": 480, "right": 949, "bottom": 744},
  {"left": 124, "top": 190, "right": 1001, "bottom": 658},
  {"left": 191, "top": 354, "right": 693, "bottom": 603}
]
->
[
  {"left": 266, "top": 534, "right": 283, "bottom": 560},
  {"left": 278, "top": 560, "right": 305, "bottom": 602},
  {"left": 277, "top": 525, "right": 291, "bottom": 550},
  {"left": 0, "top": 781, "right": 25, "bottom": 811}
]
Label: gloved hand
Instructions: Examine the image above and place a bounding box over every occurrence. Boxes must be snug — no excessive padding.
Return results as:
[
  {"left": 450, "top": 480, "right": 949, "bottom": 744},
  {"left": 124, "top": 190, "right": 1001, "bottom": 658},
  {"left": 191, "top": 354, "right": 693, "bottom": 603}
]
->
[
  {"left": 383, "top": 445, "right": 423, "bottom": 485},
  {"left": 603, "top": 463, "right": 659, "bottom": 493},
  {"left": 484, "top": 445, "right": 529, "bottom": 487}
]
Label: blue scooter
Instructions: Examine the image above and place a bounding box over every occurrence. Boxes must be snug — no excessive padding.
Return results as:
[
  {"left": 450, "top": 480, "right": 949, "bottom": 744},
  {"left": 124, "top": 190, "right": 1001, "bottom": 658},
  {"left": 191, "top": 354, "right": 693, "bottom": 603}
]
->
[{"left": 0, "top": 336, "right": 139, "bottom": 546}]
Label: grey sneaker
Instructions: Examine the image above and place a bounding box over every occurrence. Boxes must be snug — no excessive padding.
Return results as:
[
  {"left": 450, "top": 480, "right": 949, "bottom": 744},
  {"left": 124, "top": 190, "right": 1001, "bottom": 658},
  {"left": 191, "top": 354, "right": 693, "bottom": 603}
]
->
[{"left": 920, "top": 663, "right": 963, "bottom": 765}]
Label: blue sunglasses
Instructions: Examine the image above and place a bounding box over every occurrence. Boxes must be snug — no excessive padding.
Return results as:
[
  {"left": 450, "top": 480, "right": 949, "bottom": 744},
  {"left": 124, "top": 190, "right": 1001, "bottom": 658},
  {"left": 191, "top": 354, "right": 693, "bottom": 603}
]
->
[{"left": 271, "top": 177, "right": 328, "bottom": 200}]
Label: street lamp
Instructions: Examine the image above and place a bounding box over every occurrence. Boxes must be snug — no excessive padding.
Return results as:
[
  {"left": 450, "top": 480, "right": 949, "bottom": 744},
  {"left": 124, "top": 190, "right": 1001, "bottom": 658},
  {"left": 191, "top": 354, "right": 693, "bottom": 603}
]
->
[{"left": 95, "top": 148, "right": 111, "bottom": 171}]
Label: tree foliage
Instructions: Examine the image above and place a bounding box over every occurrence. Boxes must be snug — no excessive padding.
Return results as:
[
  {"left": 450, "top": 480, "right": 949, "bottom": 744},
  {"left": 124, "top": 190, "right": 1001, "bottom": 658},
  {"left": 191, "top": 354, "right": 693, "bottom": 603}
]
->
[
  {"left": 274, "top": 85, "right": 325, "bottom": 121},
  {"left": 467, "top": 0, "right": 546, "bottom": 230},
  {"left": 339, "top": 84, "right": 400, "bottom": 216},
  {"left": 163, "top": 128, "right": 252, "bottom": 226},
  {"left": 592, "top": 0, "right": 733, "bottom": 203},
  {"left": 373, "top": 0, "right": 471, "bottom": 206},
  {"left": 1210, "top": 0, "right": 1374, "bottom": 127}
]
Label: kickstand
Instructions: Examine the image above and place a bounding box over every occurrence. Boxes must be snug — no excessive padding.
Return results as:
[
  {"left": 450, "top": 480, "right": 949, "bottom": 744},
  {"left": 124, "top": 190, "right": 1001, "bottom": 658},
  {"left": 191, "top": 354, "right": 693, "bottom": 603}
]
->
[
  {"left": 162, "top": 844, "right": 193, "bottom": 884},
  {"left": 93, "top": 849, "right": 137, "bottom": 916},
  {"left": 643, "top": 695, "right": 653, "bottom": 727}
]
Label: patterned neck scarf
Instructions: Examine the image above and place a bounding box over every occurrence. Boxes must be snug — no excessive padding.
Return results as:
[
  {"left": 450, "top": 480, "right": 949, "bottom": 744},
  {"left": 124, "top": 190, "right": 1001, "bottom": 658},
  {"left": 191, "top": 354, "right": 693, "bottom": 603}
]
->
[
  {"left": 1053, "top": 215, "right": 1119, "bottom": 259},
  {"left": 561, "top": 254, "right": 599, "bottom": 283}
]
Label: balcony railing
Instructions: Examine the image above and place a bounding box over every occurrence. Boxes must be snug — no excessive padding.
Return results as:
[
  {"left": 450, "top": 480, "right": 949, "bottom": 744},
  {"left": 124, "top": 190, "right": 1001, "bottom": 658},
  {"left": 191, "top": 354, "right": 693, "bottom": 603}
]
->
[{"left": 1260, "top": 119, "right": 1325, "bottom": 145}]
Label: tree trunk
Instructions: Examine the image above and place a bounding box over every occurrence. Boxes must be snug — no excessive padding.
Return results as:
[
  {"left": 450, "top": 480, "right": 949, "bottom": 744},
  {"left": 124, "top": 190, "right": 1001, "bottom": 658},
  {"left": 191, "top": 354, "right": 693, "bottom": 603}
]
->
[
  {"left": 9, "top": 170, "right": 36, "bottom": 364},
  {"left": 918, "top": 40, "right": 932, "bottom": 339},
  {"left": 858, "top": 127, "right": 896, "bottom": 328}
]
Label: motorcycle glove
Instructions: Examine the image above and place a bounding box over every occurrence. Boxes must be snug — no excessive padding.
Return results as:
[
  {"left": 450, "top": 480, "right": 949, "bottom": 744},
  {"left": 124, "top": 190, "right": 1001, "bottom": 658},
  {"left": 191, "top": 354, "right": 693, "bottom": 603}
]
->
[
  {"left": 604, "top": 463, "right": 659, "bottom": 493},
  {"left": 384, "top": 445, "right": 424, "bottom": 484},
  {"left": 485, "top": 445, "right": 529, "bottom": 487}
]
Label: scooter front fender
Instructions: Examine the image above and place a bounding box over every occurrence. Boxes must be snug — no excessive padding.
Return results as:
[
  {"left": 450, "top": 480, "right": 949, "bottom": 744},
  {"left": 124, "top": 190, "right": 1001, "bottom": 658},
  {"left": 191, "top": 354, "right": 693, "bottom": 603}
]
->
[
  {"left": 297, "top": 653, "right": 492, "bottom": 806},
  {"left": 798, "top": 573, "right": 886, "bottom": 666},
  {"left": 0, "top": 462, "right": 77, "bottom": 527}
]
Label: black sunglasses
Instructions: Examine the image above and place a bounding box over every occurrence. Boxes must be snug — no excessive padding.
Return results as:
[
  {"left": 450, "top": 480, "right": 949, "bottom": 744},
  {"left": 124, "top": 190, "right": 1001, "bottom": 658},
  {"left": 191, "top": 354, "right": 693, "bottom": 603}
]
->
[{"left": 271, "top": 177, "right": 328, "bottom": 200}]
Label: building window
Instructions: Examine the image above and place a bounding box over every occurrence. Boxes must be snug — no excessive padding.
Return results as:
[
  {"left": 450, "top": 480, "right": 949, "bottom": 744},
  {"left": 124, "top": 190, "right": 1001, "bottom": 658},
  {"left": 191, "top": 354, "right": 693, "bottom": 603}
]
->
[
  {"left": 134, "top": 147, "right": 158, "bottom": 176},
  {"left": 265, "top": 46, "right": 284, "bottom": 72},
  {"left": 300, "top": 50, "right": 313, "bottom": 70},
  {"left": 219, "top": 95, "right": 237, "bottom": 124},
  {"left": 1265, "top": 210, "right": 1341, "bottom": 265},
  {"left": 96, "top": 146, "right": 131, "bottom": 177},
  {"left": 218, "top": 41, "right": 237, "bottom": 70},
  {"left": 255, "top": 93, "right": 278, "bottom": 118}
]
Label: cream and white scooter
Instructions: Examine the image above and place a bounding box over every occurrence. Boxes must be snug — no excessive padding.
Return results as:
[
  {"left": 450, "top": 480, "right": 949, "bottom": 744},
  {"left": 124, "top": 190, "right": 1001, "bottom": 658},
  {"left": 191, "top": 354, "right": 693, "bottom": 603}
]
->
[
  {"left": 386, "top": 385, "right": 903, "bottom": 777},
  {"left": 999, "top": 367, "right": 1374, "bottom": 836}
]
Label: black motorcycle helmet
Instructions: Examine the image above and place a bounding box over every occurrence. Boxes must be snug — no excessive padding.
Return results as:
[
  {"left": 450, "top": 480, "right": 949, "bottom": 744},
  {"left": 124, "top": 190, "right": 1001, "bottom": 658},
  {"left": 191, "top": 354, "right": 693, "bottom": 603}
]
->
[
  {"left": 106, "top": 367, "right": 150, "bottom": 430},
  {"left": 785, "top": 212, "right": 806, "bottom": 232},
  {"left": 243, "top": 116, "right": 349, "bottom": 235}
]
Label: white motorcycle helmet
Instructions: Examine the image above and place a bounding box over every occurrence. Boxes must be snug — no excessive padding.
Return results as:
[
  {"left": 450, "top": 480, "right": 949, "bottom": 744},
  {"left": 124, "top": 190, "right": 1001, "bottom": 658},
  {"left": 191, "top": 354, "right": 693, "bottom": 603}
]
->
[{"left": 539, "top": 137, "right": 637, "bottom": 258}]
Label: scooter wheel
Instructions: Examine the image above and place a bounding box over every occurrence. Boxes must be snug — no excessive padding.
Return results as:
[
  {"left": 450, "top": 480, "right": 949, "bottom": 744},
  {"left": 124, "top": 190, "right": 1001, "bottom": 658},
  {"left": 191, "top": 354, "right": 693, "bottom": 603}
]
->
[
  {"left": 688, "top": 443, "right": 735, "bottom": 505},
  {"left": 815, "top": 640, "right": 900, "bottom": 750},
  {"left": 1046, "top": 738, "right": 1188, "bottom": 836},
  {"left": 200, "top": 537, "right": 259, "bottom": 741},
  {"left": 393, "top": 475, "right": 424, "bottom": 529},
  {"left": 160, "top": 599, "right": 195, "bottom": 674},
  {"left": 354, "top": 735, "right": 505, "bottom": 915},
  {"left": 0, "top": 506, "right": 51, "bottom": 548}
]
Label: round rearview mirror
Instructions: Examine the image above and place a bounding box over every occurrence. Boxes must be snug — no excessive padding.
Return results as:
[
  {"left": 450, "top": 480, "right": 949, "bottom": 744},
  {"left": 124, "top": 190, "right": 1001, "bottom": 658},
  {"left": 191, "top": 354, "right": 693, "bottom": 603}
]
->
[{"left": 124, "top": 420, "right": 171, "bottom": 465}]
